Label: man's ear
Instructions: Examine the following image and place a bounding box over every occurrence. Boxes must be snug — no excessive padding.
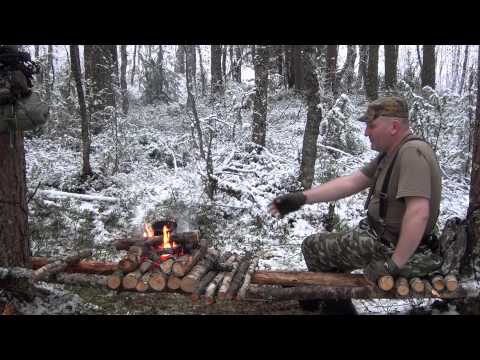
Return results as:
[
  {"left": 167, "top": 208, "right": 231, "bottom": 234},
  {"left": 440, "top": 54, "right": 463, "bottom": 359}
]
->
[{"left": 390, "top": 119, "right": 401, "bottom": 135}]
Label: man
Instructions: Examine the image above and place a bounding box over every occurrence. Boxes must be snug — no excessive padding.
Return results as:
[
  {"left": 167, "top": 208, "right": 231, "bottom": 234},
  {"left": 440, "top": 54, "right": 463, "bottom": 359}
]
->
[{"left": 270, "top": 96, "right": 443, "bottom": 314}]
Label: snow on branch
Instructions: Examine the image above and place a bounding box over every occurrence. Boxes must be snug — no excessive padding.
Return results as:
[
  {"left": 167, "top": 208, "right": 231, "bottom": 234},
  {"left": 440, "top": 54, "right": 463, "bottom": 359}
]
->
[{"left": 37, "top": 190, "right": 119, "bottom": 203}]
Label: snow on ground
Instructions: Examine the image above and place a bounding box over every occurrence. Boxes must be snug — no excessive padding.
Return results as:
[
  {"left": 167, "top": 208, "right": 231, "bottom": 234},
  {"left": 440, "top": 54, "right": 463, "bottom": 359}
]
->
[{"left": 23, "top": 83, "right": 473, "bottom": 314}]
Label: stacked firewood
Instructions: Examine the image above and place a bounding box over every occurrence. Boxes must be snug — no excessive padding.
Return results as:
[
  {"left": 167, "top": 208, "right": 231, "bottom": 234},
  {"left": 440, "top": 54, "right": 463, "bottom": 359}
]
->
[{"left": 107, "top": 231, "right": 259, "bottom": 304}]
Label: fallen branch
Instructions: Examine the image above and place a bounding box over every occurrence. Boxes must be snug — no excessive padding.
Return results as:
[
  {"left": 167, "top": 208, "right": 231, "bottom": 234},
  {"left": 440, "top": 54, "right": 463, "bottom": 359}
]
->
[
  {"left": 31, "top": 257, "right": 117, "bottom": 275},
  {"left": 33, "top": 249, "right": 93, "bottom": 282}
]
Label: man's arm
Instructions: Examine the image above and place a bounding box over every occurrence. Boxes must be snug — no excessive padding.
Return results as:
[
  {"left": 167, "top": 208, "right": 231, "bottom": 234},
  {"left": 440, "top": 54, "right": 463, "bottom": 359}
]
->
[
  {"left": 303, "top": 170, "right": 371, "bottom": 204},
  {"left": 391, "top": 196, "right": 430, "bottom": 268}
]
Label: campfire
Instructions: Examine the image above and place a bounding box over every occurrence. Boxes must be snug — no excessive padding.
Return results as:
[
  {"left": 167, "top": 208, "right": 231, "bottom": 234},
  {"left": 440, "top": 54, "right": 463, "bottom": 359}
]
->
[{"left": 106, "top": 219, "right": 259, "bottom": 304}]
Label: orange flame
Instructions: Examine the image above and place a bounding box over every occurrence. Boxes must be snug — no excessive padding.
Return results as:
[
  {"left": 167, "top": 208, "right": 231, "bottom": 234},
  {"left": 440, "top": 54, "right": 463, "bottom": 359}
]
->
[
  {"left": 144, "top": 223, "right": 154, "bottom": 238},
  {"left": 162, "top": 225, "right": 177, "bottom": 249}
]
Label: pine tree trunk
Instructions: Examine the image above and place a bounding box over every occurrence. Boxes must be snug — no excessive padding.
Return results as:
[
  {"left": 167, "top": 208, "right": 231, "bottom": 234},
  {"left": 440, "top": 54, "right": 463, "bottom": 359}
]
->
[
  {"left": 366, "top": 45, "right": 379, "bottom": 101},
  {"left": 211, "top": 45, "right": 223, "bottom": 95},
  {"left": 459, "top": 45, "right": 470, "bottom": 95},
  {"left": 299, "top": 47, "right": 322, "bottom": 190},
  {"left": 468, "top": 46, "right": 480, "bottom": 215},
  {"left": 45, "top": 45, "right": 53, "bottom": 104},
  {"left": 356, "top": 45, "right": 368, "bottom": 89},
  {"left": 384, "top": 45, "right": 398, "bottom": 90},
  {"left": 70, "top": 45, "right": 92, "bottom": 178},
  {"left": 185, "top": 45, "right": 196, "bottom": 95},
  {"left": 421, "top": 45, "right": 436, "bottom": 89},
  {"left": 325, "top": 45, "right": 338, "bottom": 96},
  {"left": 251, "top": 45, "right": 268, "bottom": 150},
  {"left": 120, "top": 45, "right": 129, "bottom": 114},
  {"left": 222, "top": 45, "right": 227, "bottom": 83},
  {"left": 233, "top": 45, "right": 242, "bottom": 83},
  {"left": 197, "top": 46, "right": 207, "bottom": 96},
  {"left": 336, "top": 45, "right": 357, "bottom": 94},
  {"left": 174, "top": 45, "right": 185, "bottom": 74},
  {"left": 293, "top": 45, "right": 304, "bottom": 91},
  {"left": 0, "top": 130, "right": 30, "bottom": 268},
  {"left": 130, "top": 45, "right": 137, "bottom": 86}
]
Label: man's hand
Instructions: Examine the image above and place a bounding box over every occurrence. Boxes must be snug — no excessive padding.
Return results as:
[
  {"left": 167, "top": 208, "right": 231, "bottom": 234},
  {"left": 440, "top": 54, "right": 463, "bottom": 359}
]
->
[
  {"left": 270, "top": 192, "right": 306, "bottom": 217},
  {"left": 363, "top": 258, "right": 400, "bottom": 285}
]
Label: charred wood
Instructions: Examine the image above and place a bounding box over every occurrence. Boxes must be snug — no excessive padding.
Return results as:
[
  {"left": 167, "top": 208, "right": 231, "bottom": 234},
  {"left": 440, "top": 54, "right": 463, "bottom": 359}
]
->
[{"left": 112, "top": 231, "right": 201, "bottom": 251}]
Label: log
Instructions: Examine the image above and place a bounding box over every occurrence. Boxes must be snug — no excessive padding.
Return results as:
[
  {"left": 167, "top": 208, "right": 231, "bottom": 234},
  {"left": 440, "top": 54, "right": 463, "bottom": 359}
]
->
[
  {"left": 139, "top": 259, "right": 154, "bottom": 274},
  {"left": 424, "top": 280, "right": 441, "bottom": 298},
  {"left": 171, "top": 255, "right": 191, "bottom": 277},
  {"left": 122, "top": 270, "right": 143, "bottom": 290},
  {"left": 245, "top": 283, "right": 468, "bottom": 301},
  {"left": 160, "top": 258, "right": 175, "bottom": 275},
  {"left": 395, "top": 277, "right": 410, "bottom": 297},
  {"left": 180, "top": 251, "right": 218, "bottom": 293},
  {"left": 409, "top": 277, "right": 425, "bottom": 293},
  {"left": 31, "top": 257, "right": 117, "bottom": 275},
  {"left": 167, "top": 275, "right": 182, "bottom": 290},
  {"left": 225, "top": 255, "right": 252, "bottom": 300},
  {"left": 378, "top": 275, "right": 394, "bottom": 291},
  {"left": 32, "top": 249, "right": 93, "bottom": 282},
  {"left": 2, "top": 303, "right": 16, "bottom": 315},
  {"left": 112, "top": 230, "right": 201, "bottom": 251},
  {"left": 148, "top": 270, "right": 167, "bottom": 292},
  {"left": 204, "top": 254, "right": 237, "bottom": 304},
  {"left": 191, "top": 271, "right": 217, "bottom": 302},
  {"left": 179, "top": 239, "right": 208, "bottom": 275},
  {"left": 106, "top": 270, "right": 124, "bottom": 290},
  {"left": 136, "top": 272, "right": 152, "bottom": 292},
  {"left": 236, "top": 257, "right": 259, "bottom": 300},
  {"left": 432, "top": 275, "right": 445, "bottom": 291},
  {"left": 118, "top": 256, "right": 139, "bottom": 273},
  {"left": 217, "top": 257, "right": 240, "bottom": 301},
  {"left": 445, "top": 274, "right": 459, "bottom": 292},
  {"left": 251, "top": 271, "right": 371, "bottom": 288}
]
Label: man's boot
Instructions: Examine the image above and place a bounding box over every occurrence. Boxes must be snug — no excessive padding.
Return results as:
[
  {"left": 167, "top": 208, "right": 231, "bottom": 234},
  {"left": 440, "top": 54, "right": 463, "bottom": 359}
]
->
[{"left": 321, "top": 299, "right": 358, "bottom": 315}]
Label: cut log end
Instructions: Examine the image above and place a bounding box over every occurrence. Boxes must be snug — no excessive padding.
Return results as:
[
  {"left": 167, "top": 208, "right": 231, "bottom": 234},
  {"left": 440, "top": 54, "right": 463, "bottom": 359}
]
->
[
  {"left": 409, "top": 278, "right": 425, "bottom": 293},
  {"left": 432, "top": 275, "right": 445, "bottom": 291},
  {"left": 445, "top": 275, "right": 459, "bottom": 292},
  {"left": 148, "top": 272, "right": 167, "bottom": 292},
  {"left": 377, "top": 275, "right": 394, "bottom": 291},
  {"left": 395, "top": 277, "right": 410, "bottom": 297}
]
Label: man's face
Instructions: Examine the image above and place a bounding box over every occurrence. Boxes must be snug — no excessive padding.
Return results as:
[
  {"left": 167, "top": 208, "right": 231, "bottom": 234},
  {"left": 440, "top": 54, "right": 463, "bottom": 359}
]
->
[{"left": 364, "top": 116, "right": 394, "bottom": 152}]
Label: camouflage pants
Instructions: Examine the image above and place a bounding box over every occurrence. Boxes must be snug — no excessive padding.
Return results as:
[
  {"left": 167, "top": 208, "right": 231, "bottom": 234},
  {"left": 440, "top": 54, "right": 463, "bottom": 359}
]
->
[{"left": 301, "top": 218, "right": 443, "bottom": 278}]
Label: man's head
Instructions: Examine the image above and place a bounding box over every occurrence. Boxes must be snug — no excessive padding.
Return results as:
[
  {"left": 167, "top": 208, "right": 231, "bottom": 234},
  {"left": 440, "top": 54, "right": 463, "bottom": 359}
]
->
[{"left": 358, "top": 96, "right": 410, "bottom": 152}]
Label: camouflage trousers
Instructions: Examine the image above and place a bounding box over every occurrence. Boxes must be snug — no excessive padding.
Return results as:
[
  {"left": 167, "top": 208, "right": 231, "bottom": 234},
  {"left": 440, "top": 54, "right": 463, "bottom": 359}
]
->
[{"left": 301, "top": 218, "right": 444, "bottom": 278}]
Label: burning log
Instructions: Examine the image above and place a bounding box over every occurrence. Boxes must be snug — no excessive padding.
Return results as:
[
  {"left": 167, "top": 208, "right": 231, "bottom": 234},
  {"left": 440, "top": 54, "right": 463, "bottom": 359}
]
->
[
  {"left": 180, "top": 250, "right": 218, "bottom": 293},
  {"left": 148, "top": 270, "right": 167, "bottom": 292},
  {"left": 31, "top": 257, "right": 117, "bottom": 275},
  {"left": 32, "top": 249, "right": 93, "bottom": 282},
  {"left": 107, "top": 270, "right": 124, "bottom": 290},
  {"left": 112, "top": 231, "right": 201, "bottom": 251},
  {"left": 122, "top": 270, "right": 143, "bottom": 290},
  {"left": 136, "top": 272, "right": 152, "bottom": 292},
  {"left": 445, "top": 274, "right": 459, "bottom": 292},
  {"left": 204, "top": 254, "right": 237, "bottom": 304},
  {"left": 432, "top": 275, "right": 445, "bottom": 291},
  {"left": 224, "top": 255, "right": 252, "bottom": 300},
  {"left": 167, "top": 275, "right": 182, "bottom": 290},
  {"left": 409, "top": 277, "right": 425, "bottom": 293},
  {"left": 395, "top": 277, "right": 410, "bottom": 297},
  {"left": 236, "top": 257, "right": 259, "bottom": 300}
]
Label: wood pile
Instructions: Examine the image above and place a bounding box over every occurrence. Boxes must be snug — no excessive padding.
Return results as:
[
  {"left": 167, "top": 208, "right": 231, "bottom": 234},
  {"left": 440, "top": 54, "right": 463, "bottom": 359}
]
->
[{"left": 107, "top": 231, "right": 260, "bottom": 304}]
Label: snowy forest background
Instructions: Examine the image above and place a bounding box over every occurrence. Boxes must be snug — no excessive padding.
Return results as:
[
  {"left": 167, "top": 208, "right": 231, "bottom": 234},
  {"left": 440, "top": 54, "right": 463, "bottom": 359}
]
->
[{"left": 8, "top": 44, "right": 480, "bottom": 314}]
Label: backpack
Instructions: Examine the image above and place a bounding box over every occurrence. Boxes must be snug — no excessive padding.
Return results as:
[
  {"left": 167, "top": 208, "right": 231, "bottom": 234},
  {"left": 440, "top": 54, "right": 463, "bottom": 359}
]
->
[{"left": 0, "top": 46, "right": 49, "bottom": 133}]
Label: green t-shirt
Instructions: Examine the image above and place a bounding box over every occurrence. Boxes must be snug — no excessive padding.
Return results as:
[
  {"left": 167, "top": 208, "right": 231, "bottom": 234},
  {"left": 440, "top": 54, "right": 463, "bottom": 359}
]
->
[{"left": 360, "top": 134, "right": 442, "bottom": 245}]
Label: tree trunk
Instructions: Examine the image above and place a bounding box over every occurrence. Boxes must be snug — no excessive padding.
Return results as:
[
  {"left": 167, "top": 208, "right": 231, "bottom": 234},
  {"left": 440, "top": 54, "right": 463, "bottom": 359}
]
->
[
  {"left": 251, "top": 45, "right": 268, "bottom": 150},
  {"left": 70, "top": 45, "right": 92, "bottom": 178},
  {"left": 384, "top": 45, "right": 398, "bottom": 90},
  {"left": 421, "top": 45, "right": 436, "bottom": 89},
  {"left": 221, "top": 45, "right": 227, "bottom": 83},
  {"left": 459, "top": 45, "right": 470, "bottom": 95},
  {"left": 0, "top": 129, "right": 30, "bottom": 268},
  {"left": 251, "top": 271, "right": 370, "bottom": 287},
  {"left": 233, "top": 45, "right": 242, "bottom": 83},
  {"left": 197, "top": 46, "right": 206, "bottom": 97},
  {"left": 174, "top": 45, "right": 185, "bottom": 74},
  {"left": 184, "top": 45, "right": 196, "bottom": 96},
  {"left": 325, "top": 45, "right": 338, "bottom": 96},
  {"left": 336, "top": 45, "right": 357, "bottom": 94},
  {"left": 451, "top": 45, "right": 461, "bottom": 92},
  {"left": 356, "top": 45, "right": 368, "bottom": 89},
  {"left": 299, "top": 47, "right": 322, "bottom": 190},
  {"left": 120, "top": 45, "right": 129, "bottom": 114},
  {"left": 366, "top": 45, "right": 379, "bottom": 101},
  {"left": 293, "top": 45, "right": 304, "bottom": 91},
  {"left": 130, "top": 45, "right": 137, "bottom": 86},
  {"left": 210, "top": 45, "right": 223, "bottom": 95}
]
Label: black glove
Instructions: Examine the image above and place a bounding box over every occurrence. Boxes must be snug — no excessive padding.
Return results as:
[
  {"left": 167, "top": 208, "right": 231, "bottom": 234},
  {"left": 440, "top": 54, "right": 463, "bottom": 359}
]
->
[
  {"left": 363, "top": 258, "right": 400, "bottom": 285},
  {"left": 272, "top": 192, "right": 306, "bottom": 217}
]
